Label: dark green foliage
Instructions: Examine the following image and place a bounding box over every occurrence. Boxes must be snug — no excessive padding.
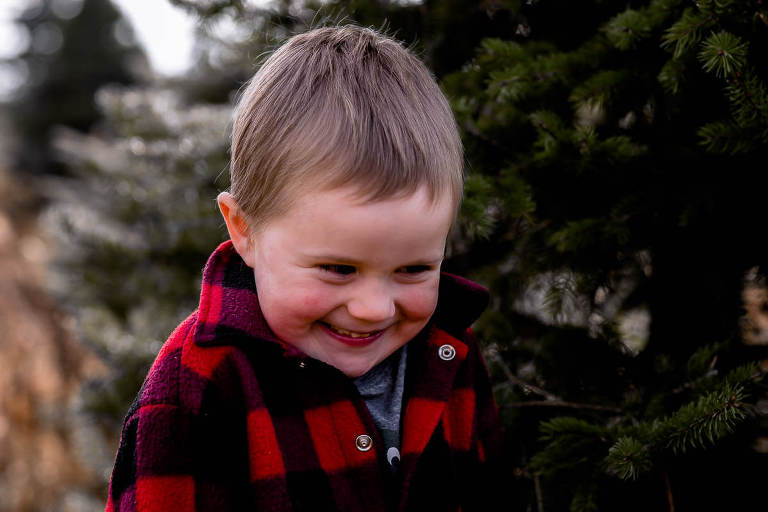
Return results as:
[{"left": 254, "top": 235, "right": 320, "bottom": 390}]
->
[
  {"left": 441, "top": 0, "right": 768, "bottom": 509},
  {"left": 531, "top": 417, "right": 609, "bottom": 476}
]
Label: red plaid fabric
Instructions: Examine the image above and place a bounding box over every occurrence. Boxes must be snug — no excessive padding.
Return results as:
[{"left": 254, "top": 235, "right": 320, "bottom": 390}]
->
[{"left": 106, "top": 241, "right": 503, "bottom": 511}]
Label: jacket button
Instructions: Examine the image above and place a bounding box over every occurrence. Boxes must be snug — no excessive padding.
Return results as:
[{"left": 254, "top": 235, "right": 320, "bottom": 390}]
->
[
  {"left": 355, "top": 434, "right": 373, "bottom": 452},
  {"left": 438, "top": 344, "right": 456, "bottom": 361}
]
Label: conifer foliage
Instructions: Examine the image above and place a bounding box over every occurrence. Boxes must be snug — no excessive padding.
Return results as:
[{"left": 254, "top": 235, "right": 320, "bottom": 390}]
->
[{"left": 442, "top": 0, "right": 768, "bottom": 509}]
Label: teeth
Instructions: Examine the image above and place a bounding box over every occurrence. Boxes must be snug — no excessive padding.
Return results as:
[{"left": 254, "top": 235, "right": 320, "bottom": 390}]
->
[{"left": 329, "top": 325, "right": 373, "bottom": 338}]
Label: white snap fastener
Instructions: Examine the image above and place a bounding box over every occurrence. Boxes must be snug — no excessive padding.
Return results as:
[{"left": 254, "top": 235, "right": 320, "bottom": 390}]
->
[
  {"left": 355, "top": 434, "right": 373, "bottom": 452},
  {"left": 298, "top": 361, "right": 306, "bottom": 368},
  {"left": 387, "top": 447, "right": 400, "bottom": 466},
  {"left": 438, "top": 344, "right": 456, "bottom": 361}
]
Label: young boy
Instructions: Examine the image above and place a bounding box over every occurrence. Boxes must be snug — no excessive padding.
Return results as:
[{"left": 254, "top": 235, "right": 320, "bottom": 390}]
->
[{"left": 106, "top": 25, "right": 502, "bottom": 512}]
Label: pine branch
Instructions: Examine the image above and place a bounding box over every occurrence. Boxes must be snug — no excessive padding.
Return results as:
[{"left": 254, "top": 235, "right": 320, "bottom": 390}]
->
[
  {"left": 658, "top": 58, "right": 687, "bottom": 94},
  {"left": 570, "top": 70, "right": 627, "bottom": 110},
  {"left": 697, "top": 120, "right": 755, "bottom": 154},
  {"left": 661, "top": 8, "right": 716, "bottom": 59},
  {"left": 697, "top": 66, "right": 768, "bottom": 153},
  {"left": 530, "top": 110, "right": 570, "bottom": 164},
  {"left": 490, "top": 350, "right": 559, "bottom": 400},
  {"left": 548, "top": 219, "right": 601, "bottom": 254},
  {"left": 570, "top": 486, "right": 599, "bottom": 512},
  {"left": 531, "top": 111, "right": 563, "bottom": 141},
  {"left": 686, "top": 341, "right": 726, "bottom": 378},
  {"left": 605, "top": 436, "right": 652, "bottom": 480},
  {"left": 728, "top": 69, "right": 768, "bottom": 127},
  {"left": 532, "top": 417, "right": 613, "bottom": 478},
  {"left": 604, "top": 9, "right": 654, "bottom": 51},
  {"left": 670, "top": 368, "right": 718, "bottom": 395},
  {"left": 662, "top": 383, "right": 748, "bottom": 453},
  {"left": 498, "top": 166, "right": 536, "bottom": 220},
  {"left": 604, "top": 366, "right": 759, "bottom": 481},
  {"left": 697, "top": 31, "right": 748, "bottom": 79},
  {"left": 484, "top": 37, "right": 612, "bottom": 104},
  {"left": 460, "top": 174, "right": 498, "bottom": 240},
  {"left": 542, "top": 271, "right": 586, "bottom": 322},
  {"left": 695, "top": 0, "right": 739, "bottom": 16},
  {"left": 603, "top": 0, "right": 682, "bottom": 52}
]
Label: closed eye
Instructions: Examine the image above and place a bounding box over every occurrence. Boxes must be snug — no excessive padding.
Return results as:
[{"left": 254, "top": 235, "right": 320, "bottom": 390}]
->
[{"left": 319, "top": 264, "right": 356, "bottom": 276}]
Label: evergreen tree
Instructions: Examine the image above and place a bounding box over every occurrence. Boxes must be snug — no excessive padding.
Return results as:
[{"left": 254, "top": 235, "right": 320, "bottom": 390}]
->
[
  {"left": 442, "top": 0, "right": 768, "bottom": 509},
  {"left": 8, "top": 0, "right": 147, "bottom": 174},
  {"left": 46, "top": 86, "right": 231, "bottom": 427}
]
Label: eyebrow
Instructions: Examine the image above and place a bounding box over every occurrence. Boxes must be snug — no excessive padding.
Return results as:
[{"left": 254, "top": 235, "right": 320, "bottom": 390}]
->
[{"left": 306, "top": 253, "right": 444, "bottom": 266}]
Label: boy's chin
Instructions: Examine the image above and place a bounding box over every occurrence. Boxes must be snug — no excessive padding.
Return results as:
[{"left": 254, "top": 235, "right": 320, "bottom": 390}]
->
[
  {"left": 337, "top": 361, "right": 374, "bottom": 378},
  {"left": 332, "top": 346, "right": 405, "bottom": 378},
  {"left": 332, "top": 355, "right": 383, "bottom": 378}
]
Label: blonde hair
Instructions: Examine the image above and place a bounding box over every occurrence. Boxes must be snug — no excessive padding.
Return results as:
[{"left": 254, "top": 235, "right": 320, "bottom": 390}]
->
[{"left": 229, "top": 25, "right": 464, "bottom": 228}]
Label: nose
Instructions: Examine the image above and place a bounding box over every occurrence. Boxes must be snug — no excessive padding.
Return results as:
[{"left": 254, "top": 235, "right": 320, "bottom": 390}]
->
[{"left": 346, "top": 279, "right": 396, "bottom": 323}]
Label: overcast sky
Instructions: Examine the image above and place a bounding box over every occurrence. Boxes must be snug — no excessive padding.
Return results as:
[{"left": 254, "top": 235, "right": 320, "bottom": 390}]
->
[
  {"left": 0, "top": 0, "right": 281, "bottom": 100},
  {"left": 0, "top": 0, "right": 198, "bottom": 99},
  {"left": 1, "top": 0, "right": 197, "bottom": 74},
  {"left": 110, "top": 0, "right": 197, "bottom": 76}
]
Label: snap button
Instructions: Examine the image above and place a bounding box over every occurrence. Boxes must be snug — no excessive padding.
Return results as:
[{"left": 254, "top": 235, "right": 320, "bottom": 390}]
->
[
  {"left": 387, "top": 446, "right": 400, "bottom": 466},
  {"left": 298, "top": 361, "right": 306, "bottom": 368},
  {"left": 355, "top": 434, "right": 373, "bottom": 452},
  {"left": 438, "top": 344, "right": 456, "bottom": 361}
]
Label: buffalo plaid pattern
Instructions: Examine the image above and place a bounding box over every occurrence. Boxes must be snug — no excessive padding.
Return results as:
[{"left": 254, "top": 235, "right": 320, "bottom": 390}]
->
[{"left": 106, "top": 241, "right": 503, "bottom": 511}]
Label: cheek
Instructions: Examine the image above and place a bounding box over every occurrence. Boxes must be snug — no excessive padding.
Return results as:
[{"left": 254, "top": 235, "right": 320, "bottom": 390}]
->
[
  {"left": 400, "top": 283, "right": 440, "bottom": 321},
  {"left": 260, "top": 283, "right": 338, "bottom": 328},
  {"left": 296, "top": 288, "right": 338, "bottom": 317}
]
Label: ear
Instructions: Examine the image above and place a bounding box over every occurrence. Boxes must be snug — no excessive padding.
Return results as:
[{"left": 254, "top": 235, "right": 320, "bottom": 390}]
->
[{"left": 217, "top": 192, "right": 256, "bottom": 268}]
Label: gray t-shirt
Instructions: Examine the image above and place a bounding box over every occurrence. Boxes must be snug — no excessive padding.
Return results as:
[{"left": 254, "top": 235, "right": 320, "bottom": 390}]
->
[{"left": 353, "top": 344, "right": 407, "bottom": 473}]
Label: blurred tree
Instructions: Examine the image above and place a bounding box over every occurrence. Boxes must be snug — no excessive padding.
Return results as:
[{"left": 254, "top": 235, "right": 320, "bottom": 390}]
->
[
  {"left": 7, "top": 0, "right": 148, "bottom": 175},
  {"left": 46, "top": 86, "right": 231, "bottom": 426},
  {"left": 41, "top": 0, "right": 768, "bottom": 510}
]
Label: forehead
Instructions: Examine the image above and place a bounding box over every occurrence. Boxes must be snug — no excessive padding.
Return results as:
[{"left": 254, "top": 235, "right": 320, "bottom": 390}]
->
[
  {"left": 289, "top": 184, "right": 453, "bottom": 222},
  {"left": 283, "top": 174, "right": 460, "bottom": 216},
  {"left": 258, "top": 185, "right": 456, "bottom": 260}
]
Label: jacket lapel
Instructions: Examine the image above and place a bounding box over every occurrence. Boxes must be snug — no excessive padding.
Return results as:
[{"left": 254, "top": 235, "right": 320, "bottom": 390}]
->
[{"left": 399, "top": 326, "right": 468, "bottom": 483}]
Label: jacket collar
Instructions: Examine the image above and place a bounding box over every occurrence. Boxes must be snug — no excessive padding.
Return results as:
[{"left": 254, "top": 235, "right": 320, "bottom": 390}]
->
[{"left": 193, "top": 240, "right": 488, "bottom": 350}]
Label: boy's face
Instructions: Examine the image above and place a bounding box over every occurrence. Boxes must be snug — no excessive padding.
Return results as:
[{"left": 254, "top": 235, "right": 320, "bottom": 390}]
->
[{"left": 245, "top": 186, "right": 455, "bottom": 377}]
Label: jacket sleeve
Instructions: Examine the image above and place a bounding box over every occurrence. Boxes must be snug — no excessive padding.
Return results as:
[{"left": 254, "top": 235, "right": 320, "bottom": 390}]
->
[
  {"left": 105, "top": 312, "right": 248, "bottom": 511},
  {"left": 106, "top": 402, "right": 198, "bottom": 512},
  {"left": 104, "top": 313, "right": 203, "bottom": 511}
]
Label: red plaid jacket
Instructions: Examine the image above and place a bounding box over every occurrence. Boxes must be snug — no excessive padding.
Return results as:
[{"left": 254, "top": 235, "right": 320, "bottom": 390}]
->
[{"left": 106, "top": 241, "right": 503, "bottom": 511}]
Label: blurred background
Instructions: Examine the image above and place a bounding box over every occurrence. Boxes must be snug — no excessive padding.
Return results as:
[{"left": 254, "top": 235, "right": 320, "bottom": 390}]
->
[{"left": 0, "top": 0, "right": 767, "bottom": 510}]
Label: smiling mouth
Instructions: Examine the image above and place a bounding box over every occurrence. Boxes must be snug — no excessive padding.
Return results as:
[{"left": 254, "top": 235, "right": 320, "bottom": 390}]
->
[
  {"left": 320, "top": 322, "right": 387, "bottom": 346},
  {"left": 325, "top": 324, "right": 379, "bottom": 338}
]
